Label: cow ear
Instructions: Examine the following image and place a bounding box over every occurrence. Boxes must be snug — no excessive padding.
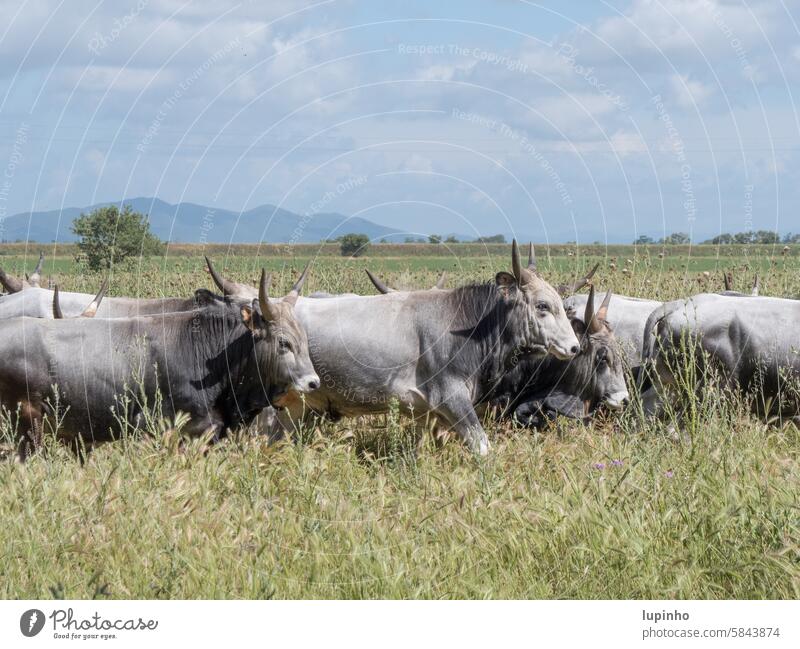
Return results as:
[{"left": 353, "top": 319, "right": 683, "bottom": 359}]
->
[
  {"left": 241, "top": 303, "right": 262, "bottom": 333},
  {"left": 570, "top": 317, "right": 587, "bottom": 337},
  {"left": 495, "top": 271, "right": 517, "bottom": 297}
]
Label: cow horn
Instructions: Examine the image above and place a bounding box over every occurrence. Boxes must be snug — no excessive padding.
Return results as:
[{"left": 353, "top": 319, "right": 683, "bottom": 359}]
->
[
  {"left": 557, "top": 263, "right": 599, "bottom": 296},
  {"left": 258, "top": 269, "right": 280, "bottom": 323},
  {"left": 511, "top": 239, "right": 525, "bottom": 285},
  {"left": 751, "top": 274, "right": 760, "bottom": 296},
  {"left": 0, "top": 267, "right": 25, "bottom": 293},
  {"left": 283, "top": 261, "right": 310, "bottom": 307},
  {"left": 596, "top": 289, "right": 612, "bottom": 323},
  {"left": 205, "top": 256, "right": 240, "bottom": 296},
  {"left": 82, "top": 279, "right": 108, "bottom": 317},
  {"left": 53, "top": 285, "right": 64, "bottom": 319},
  {"left": 723, "top": 271, "right": 732, "bottom": 291},
  {"left": 29, "top": 252, "right": 44, "bottom": 288},
  {"left": 433, "top": 271, "right": 447, "bottom": 290},
  {"left": 365, "top": 269, "right": 395, "bottom": 294},
  {"left": 584, "top": 285, "right": 605, "bottom": 335},
  {"left": 583, "top": 284, "right": 595, "bottom": 333},
  {"left": 527, "top": 242, "right": 536, "bottom": 271}
]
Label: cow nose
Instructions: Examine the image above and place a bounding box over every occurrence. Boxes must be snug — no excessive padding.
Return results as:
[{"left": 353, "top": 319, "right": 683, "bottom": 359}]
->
[{"left": 569, "top": 345, "right": 580, "bottom": 356}]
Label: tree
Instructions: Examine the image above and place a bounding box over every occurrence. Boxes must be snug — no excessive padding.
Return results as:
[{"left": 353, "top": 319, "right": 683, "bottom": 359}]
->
[
  {"left": 72, "top": 204, "right": 163, "bottom": 270},
  {"left": 659, "top": 232, "right": 690, "bottom": 245},
  {"left": 704, "top": 233, "right": 734, "bottom": 244},
  {"left": 634, "top": 235, "right": 654, "bottom": 245},
  {"left": 428, "top": 234, "right": 442, "bottom": 244},
  {"left": 753, "top": 230, "right": 779, "bottom": 244},
  {"left": 444, "top": 235, "right": 459, "bottom": 243},
  {"left": 339, "top": 233, "right": 370, "bottom": 257},
  {"left": 475, "top": 234, "right": 506, "bottom": 243}
]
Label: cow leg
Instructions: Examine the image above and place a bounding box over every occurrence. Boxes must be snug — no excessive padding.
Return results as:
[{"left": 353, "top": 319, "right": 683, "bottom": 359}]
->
[
  {"left": 430, "top": 387, "right": 490, "bottom": 456},
  {"left": 68, "top": 436, "right": 92, "bottom": 465},
  {"left": 15, "top": 402, "right": 43, "bottom": 463}
]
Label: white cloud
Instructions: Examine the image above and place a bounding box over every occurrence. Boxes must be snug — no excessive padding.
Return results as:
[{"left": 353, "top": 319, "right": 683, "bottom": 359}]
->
[{"left": 669, "top": 73, "right": 714, "bottom": 108}]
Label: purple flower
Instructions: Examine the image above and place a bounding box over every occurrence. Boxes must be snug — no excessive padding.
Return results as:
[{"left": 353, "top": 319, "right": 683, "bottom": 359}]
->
[
  {"left": 593, "top": 462, "right": 606, "bottom": 470},
  {"left": 664, "top": 470, "right": 674, "bottom": 478},
  {"left": 611, "top": 459, "right": 623, "bottom": 467}
]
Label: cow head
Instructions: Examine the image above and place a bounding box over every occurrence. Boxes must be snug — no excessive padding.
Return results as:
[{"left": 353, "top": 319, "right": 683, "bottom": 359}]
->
[
  {"left": 495, "top": 240, "right": 580, "bottom": 360},
  {"left": 240, "top": 266, "right": 319, "bottom": 400},
  {"left": 569, "top": 286, "right": 629, "bottom": 411}
]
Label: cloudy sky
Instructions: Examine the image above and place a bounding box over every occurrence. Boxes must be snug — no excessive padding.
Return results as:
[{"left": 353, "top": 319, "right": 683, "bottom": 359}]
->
[{"left": 0, "top": 0, "right": 798, "bottom": 243}]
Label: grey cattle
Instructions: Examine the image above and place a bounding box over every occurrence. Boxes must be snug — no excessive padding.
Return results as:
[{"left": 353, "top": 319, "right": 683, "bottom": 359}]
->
[
  {"left": 273, "top": 242, "right": 580, "bottom": 455},
  {"left": 0, "top": 271, "right": 319, "bottom": 460},
  {"left": 639, "top": 292, "right": 800, "bottom": 423},
  {"left": 0, "top": 259, "right": 314, "bottom": 319},
  {"left": 0, "top": 251, "right": 44, "bottom": 293},
  {"left": 489, "top": 286, "right": 630, "bottom": 426},
  {"left": 0, "top": 286, "right": 222, "bottom": 319}
]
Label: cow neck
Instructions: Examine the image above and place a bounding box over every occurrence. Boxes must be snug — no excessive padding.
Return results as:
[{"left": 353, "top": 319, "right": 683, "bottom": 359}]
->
[
  {"left": 184, "top": 308, "right": 267, "bottom": 411},
  {"left": 445, "top": 283, "right": 529, "bottom": 395}
]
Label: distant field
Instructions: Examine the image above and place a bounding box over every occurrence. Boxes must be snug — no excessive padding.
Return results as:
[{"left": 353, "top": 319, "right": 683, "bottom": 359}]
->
[
  {"left": 1, "top": 243, "right": 798, "bottom": 297},
  {"left": 0, "top": 244, "right": 798, "bottom": 598}
]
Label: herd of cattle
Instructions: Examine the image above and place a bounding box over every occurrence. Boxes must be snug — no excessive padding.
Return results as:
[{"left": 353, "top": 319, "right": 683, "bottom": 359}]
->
[{"left": 0, "top": 242, "right": 798, "bottom": 462}]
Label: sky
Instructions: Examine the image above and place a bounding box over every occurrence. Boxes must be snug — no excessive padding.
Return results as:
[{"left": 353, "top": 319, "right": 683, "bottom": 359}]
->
[{"left": 0, "top": 0, "right": 799, "bottom": 243}]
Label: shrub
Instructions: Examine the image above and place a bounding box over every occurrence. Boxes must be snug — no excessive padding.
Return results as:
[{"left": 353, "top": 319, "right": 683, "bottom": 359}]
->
[
  {"left": 339, "top": 233, "right": 370, "bottom": 257},
  {"left": 72, "top": 205, "right": 164, "bottom": 270}
]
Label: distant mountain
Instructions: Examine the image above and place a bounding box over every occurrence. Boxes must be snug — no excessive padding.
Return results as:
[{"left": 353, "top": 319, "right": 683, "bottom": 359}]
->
[{"left": 0, "top": 197, "right": 408, "bottom": 244}]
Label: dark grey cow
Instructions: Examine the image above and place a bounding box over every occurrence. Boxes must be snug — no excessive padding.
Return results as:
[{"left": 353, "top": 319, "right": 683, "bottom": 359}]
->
[
  {"left": 488, "top": 286, "right": 629, "bottom": 427},
  {"left": 564, "top": 292, "right": 662, "bottom": 371},
  {"left": 0, "top": 271, "right": 319, "bottom": 460},
  {"left": 639, "top": 292, "right": 800, "bottom": 424}
]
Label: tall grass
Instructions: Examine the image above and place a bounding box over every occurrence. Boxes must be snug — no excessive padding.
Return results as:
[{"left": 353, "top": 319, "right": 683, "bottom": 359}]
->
[{"left": 0, "top": 247, "right": 798, "bottom": 599}]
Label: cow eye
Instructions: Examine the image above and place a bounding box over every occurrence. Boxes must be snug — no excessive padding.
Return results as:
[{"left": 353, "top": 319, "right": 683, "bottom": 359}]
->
[
  {"left": 536, "top": 302, "right": 550, "bottom": 313},
  {"left": 596, "top": 348, "right": 607, "bottom": 364},
  {"left": 279, "top": 339, "right": 293, "bottom": 353}
]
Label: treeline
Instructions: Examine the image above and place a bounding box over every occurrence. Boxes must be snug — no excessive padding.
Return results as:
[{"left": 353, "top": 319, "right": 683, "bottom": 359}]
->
[{"left": 635, "top": 231, "right": 800, "bottom": 245}]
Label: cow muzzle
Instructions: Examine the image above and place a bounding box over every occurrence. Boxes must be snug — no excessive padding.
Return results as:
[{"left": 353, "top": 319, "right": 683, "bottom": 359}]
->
[
  {"left": 295, "top": 373, "right": 321, "bottom": 393},
  {"left": 603, "top": 391, "right": 630, "bottom": 411},
  {"left": 548, "top": 342, "right": 580, "bottom": 360}
]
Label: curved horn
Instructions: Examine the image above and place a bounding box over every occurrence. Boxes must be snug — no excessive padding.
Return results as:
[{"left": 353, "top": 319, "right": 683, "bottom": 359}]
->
[
  {"left": 29, "top": 252, "right": 44, "bottom": 287},
  {"left": 365, "top": 269, "right": 395, "bottom": 294},
  {"left": 723, "top": 271, "right": 732, "bottom": 291},
  {"left": 583, "top": 284, "right": 596, "bottom": 333},
  {"left": 53, "top": 285, "right": 64, "bottom": 319},
  {"left": 433, "top": 271, "right": 447, "bottom": 290},
  {"left": 258, "top": 269, "right": 280, "bottom": 323},
  {"left": 205, "top": 256, "right": 240, "bottom": 296},
  {"left": 596, "top": 289, "right": 612, "bottom": 323},
  {"left": 527, "top": 242, "right": 537, "bottom": 271},
  {"left": 751, "top": 274, "right": 760, "bottom": 296},
  {"left": 558, "top": 263, "right": 599, "bottom": 296},
  {"left": 0, "top": 267, "right": 25, "bottom": 293},
  {"left": 284, "top": 261, "right": 310, "bottom": 306},
  {"left": 511, "top": 239, "right": 523, "bottom": 284},
  {"left": 81, "top": 279, "right": 108, "bottom": 317}
]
